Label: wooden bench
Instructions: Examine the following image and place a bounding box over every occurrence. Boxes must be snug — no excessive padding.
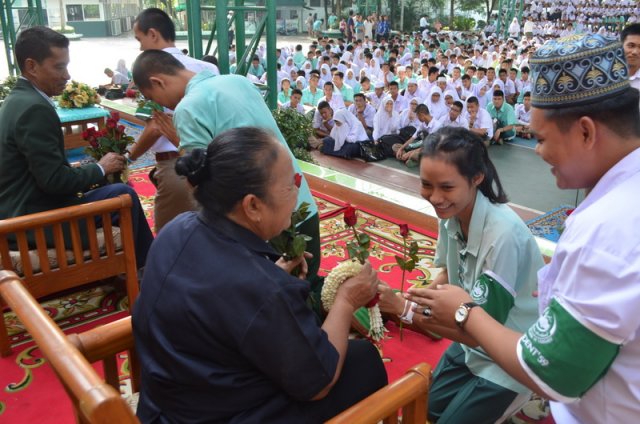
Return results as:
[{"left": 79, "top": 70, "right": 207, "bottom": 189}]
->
[
  {"left": 0, "top": 270, "right": 431, "bottom": 424},
  {"left": 0, "top": 194, "right": 139, "bottom": 357}
]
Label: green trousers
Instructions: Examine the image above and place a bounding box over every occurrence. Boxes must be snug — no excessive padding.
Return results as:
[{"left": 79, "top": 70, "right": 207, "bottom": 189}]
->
[{"left": 428, "top": 343, "right": 519, "bottom": 424}]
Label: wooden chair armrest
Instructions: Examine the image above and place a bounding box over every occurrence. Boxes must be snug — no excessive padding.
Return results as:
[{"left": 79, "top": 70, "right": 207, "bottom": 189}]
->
[
  {"left": 326, "top": 362, "right": 431, "bottom": 424},
  {"left": 0, "top": 271, "right": 139, "bottom": 423}
]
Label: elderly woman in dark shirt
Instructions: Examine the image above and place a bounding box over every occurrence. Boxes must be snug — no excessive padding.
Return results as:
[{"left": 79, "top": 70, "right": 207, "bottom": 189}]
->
[{"left": 133, "top": 127, "right": 387, "bottom": 423}]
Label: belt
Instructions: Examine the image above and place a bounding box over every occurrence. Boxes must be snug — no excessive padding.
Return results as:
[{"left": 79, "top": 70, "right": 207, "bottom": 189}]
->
[{"left": 155, "top": 151, "right": 180, "bottom": 162}]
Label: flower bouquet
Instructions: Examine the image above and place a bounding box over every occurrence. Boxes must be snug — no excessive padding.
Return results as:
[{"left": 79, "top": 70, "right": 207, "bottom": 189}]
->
[
  {"left": 270, "top": 175, "right": 313, "bottom": 276},
  {"left": 82, "top": 111, "right": 134, "bottom": 184},
  {"left": 58, "top": 81, "right": 100, "bottom": 108},
  {"left": 321, "top": 205, "right": 386, "bottom": 341}
]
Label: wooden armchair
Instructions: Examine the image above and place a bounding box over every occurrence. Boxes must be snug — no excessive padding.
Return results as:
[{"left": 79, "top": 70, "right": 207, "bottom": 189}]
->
[
  {"left": 0, "top": 271, "right": 139, "bottom": 423},
  {"left": 0, "top": 194, "right": 139, "bottom": 356},
  {"left": 0, "top": 271, "right": 431, "bottom": 424}
]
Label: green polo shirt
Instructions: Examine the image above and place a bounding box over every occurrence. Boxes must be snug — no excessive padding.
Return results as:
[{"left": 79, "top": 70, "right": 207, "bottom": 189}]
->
[
  {"left": 338, "top": 84, "right": 354, "bottom": 103},
  {"left": 434, "top": 191, "right": 543, "bottom": 393},
  {"left": 302, "top": 87, "right": 323, "bottom": 107},
  {"left": 486, "top": 102, "right": 517, "bottom": 128},
  {"left": 173, "top": 70, "right": 317, "bottom": 215}
]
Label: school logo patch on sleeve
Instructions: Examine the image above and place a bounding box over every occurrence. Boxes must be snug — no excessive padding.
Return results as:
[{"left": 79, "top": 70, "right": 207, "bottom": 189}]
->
[
  {"left": 528, "top": 308, "right": 556, "bottom": 345},
  {"left": 471, "top": 273, "right": 515, "bottom": 324},
  {"left": 470, "top": 278, "right": 489, "bottom": 305},
  {"left": 518, "top": 298, "right": 620, "bottom": 399}
]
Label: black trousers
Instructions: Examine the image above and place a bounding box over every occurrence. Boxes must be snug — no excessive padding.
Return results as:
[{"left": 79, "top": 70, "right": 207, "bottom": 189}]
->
[{"left": 301, "top": 339, "right": 388, "bottom": 422}]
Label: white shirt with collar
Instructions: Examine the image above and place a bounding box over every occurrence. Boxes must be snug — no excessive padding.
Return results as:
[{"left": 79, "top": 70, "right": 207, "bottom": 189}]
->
[{"left": 348, "top": 103, "right": 376, "bottom": 128}]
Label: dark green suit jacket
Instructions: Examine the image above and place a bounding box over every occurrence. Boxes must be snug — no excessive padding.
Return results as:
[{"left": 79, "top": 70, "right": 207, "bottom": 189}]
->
[
  {"left": 0, "top": 78, "right": 104, "bottom": 220},
  {"left": 0, "top": 78, "right": 107, "bottom": 249}
]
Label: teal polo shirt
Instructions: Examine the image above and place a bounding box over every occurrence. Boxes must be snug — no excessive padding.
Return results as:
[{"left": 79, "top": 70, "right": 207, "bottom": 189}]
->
[
  {"left": 302, "top": 87, "right": 323, "bottom": 107},
  {"left": 338, "top": 84, "right": 354, "bottom": 103},
  {"left": 173, "top": 70, "right": 317, "bottom": 215},
  {"left": 434, "top": 191, "right": 543, "bottom": 393},
  {"left": 486, "top": 101, "right": 517, "bottom": 137}
]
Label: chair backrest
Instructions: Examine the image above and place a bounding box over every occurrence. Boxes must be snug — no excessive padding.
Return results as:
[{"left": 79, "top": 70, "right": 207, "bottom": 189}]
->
[
  {"left": 326, "top": 362, "right": 431, "bottom": 424},
  {"left": 0, "top": 194, "right": 139, "bottom": 356},
  {"left": 0, "top": 271, "right": 139, "bottom": 424}
]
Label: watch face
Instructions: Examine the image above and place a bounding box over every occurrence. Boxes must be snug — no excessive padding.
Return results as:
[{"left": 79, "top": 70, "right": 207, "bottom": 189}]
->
[{"left": 455, "top": 305, "right": 467, "bottom": 323}]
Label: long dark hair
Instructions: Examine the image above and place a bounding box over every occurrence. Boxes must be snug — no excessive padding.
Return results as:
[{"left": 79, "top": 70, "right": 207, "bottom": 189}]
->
[
  {"left": 175, "top": 127, "right": 280, "bottom": 216},
  {"left": 421, "top": 127, "right": 508, "bottom": 204}
]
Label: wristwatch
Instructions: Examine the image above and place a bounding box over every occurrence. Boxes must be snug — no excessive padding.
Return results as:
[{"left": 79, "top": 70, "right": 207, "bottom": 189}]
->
[{"left": 454, "top": 302, "right": 479, "bottom": 329}]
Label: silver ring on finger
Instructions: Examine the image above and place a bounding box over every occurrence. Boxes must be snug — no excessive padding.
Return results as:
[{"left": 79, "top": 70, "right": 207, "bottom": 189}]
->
[{"left": 422, "top": 306, "right": 432, "bottom": 318}]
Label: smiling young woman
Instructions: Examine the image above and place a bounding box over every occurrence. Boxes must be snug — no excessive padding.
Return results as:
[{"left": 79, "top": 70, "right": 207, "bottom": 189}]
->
[{"left": 378, "top": 126, "right": 544, "bottom": 423}]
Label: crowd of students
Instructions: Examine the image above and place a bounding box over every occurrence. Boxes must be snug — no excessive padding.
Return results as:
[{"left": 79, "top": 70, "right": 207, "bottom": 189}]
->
[{"left": 243, "top": 29, "right": 536, "bottom": 164}]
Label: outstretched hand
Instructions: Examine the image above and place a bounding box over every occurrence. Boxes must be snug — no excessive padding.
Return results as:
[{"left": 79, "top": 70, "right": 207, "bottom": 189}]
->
[{"left": 404, "top": 284, "right": 472, "bottom": 328}]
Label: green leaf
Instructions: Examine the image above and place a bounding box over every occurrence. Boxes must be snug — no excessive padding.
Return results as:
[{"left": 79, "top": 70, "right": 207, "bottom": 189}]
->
[
  {"left": 409, "top": 241, "right": 419, "bottom": 256},
  {"left": 404, "top": 259, "right": 416, "bottom": 272},
  {"left": 291, "top": 235, "right": 307, "bottom": 257},
  {"left": 358, "top": 233, "right": 371, "bottom": 249},
  {"left": 395, "top": 256, "right": 406, "bottom": 268},
  {"left": 347, "top": 244, "right": 358, "bottom": 260}
]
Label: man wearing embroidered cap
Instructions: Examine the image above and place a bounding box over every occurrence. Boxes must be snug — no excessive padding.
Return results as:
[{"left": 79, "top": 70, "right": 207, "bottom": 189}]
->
[{"left": 404, "top": 33, "right": 640, "bottom": 423}]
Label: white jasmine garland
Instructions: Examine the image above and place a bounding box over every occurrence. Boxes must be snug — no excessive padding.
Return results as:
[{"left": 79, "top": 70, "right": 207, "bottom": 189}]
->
[{"left": 322, "top": 259, "right": 386, "bottom": 341}]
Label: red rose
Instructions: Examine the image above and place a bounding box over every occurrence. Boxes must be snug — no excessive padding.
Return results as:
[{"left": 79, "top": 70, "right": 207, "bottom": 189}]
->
[
  {"left": 82, "top": 130, "right": 89, "bottom": 140},
  {"left": 117, "top": 125, "right": 126, "bottom": 134},
  {"left": 89, "top": 139, "right": 99, "bottom": 148},
  {"left": 106, "top": 119, "right": 117, "bottom": 129},
  {"left": 110, "top": 111, "right": 120, "bottom": 121},
  {"left": 399, "top": 223, "right": 409, "bottom": 238},
  {"left": 566, "top": 208, "right": 575, "bottom": 216},
  {"left": 344, "top": 205, "right": 358, "bottom": 227},
  {"left": 294, "top": 173, "right": 302, "bottom": 188},
  {"left": 365, "top": 293, "right": 380, "bottom": 308},
  {"left": 125, "top": 89, "right": 136, "bottom": 98}
]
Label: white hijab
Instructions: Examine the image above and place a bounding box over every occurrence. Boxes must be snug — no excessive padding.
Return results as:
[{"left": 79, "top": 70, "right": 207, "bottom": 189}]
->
[
  {"left": 400, "top": 98, "right": 422, "bottom": 128},
  {"left": 295, "top": 76, "right": 307, "bottom": 90},
  {"left": 330, "top": 109, "right": 369, "bottom": 151},
  {"left": 116, "top": 59, "right": 128, "bottom": 76},
  {"left": 344, "top": 69, "right": 358, "bottom": 89},
  {"left": 373, "top": 96, "right": 400, "bottom": 141},
  {"left": 320, "top": 64, "right": 333, "bottom": 83},
  {"left": 424, "top": 86, "right": 448, "bottom": 120}
]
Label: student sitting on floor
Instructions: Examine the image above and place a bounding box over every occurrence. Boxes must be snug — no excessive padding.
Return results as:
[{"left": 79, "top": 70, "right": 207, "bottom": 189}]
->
[
  {"left": 486, "top": 90, "right": 517, "bottom": 145},
  {"left": 515, "top": 91, "right": 532, "bottom": 139},
  {"left": 311, "top": 101, "right": 334, "bottom": 149},
  {"left": 282, "top": 88, "right": 305, "bottom": 115},
  {"left": 393, "top": 104, "right": 441, "bottom": 167},
  {"left": 320, "top": 109, "right": 370, "bottom": 159}
]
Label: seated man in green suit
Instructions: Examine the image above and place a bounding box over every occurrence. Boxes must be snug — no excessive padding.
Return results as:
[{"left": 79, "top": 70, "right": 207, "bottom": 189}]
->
[{"left": 0, "top": 26, "right": 153, "bottom": 268}]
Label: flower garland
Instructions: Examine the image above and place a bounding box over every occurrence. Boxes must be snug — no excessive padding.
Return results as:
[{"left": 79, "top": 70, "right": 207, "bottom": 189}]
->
[{"left": 321, "top": 205, "right": 385, "bottom": 341}]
